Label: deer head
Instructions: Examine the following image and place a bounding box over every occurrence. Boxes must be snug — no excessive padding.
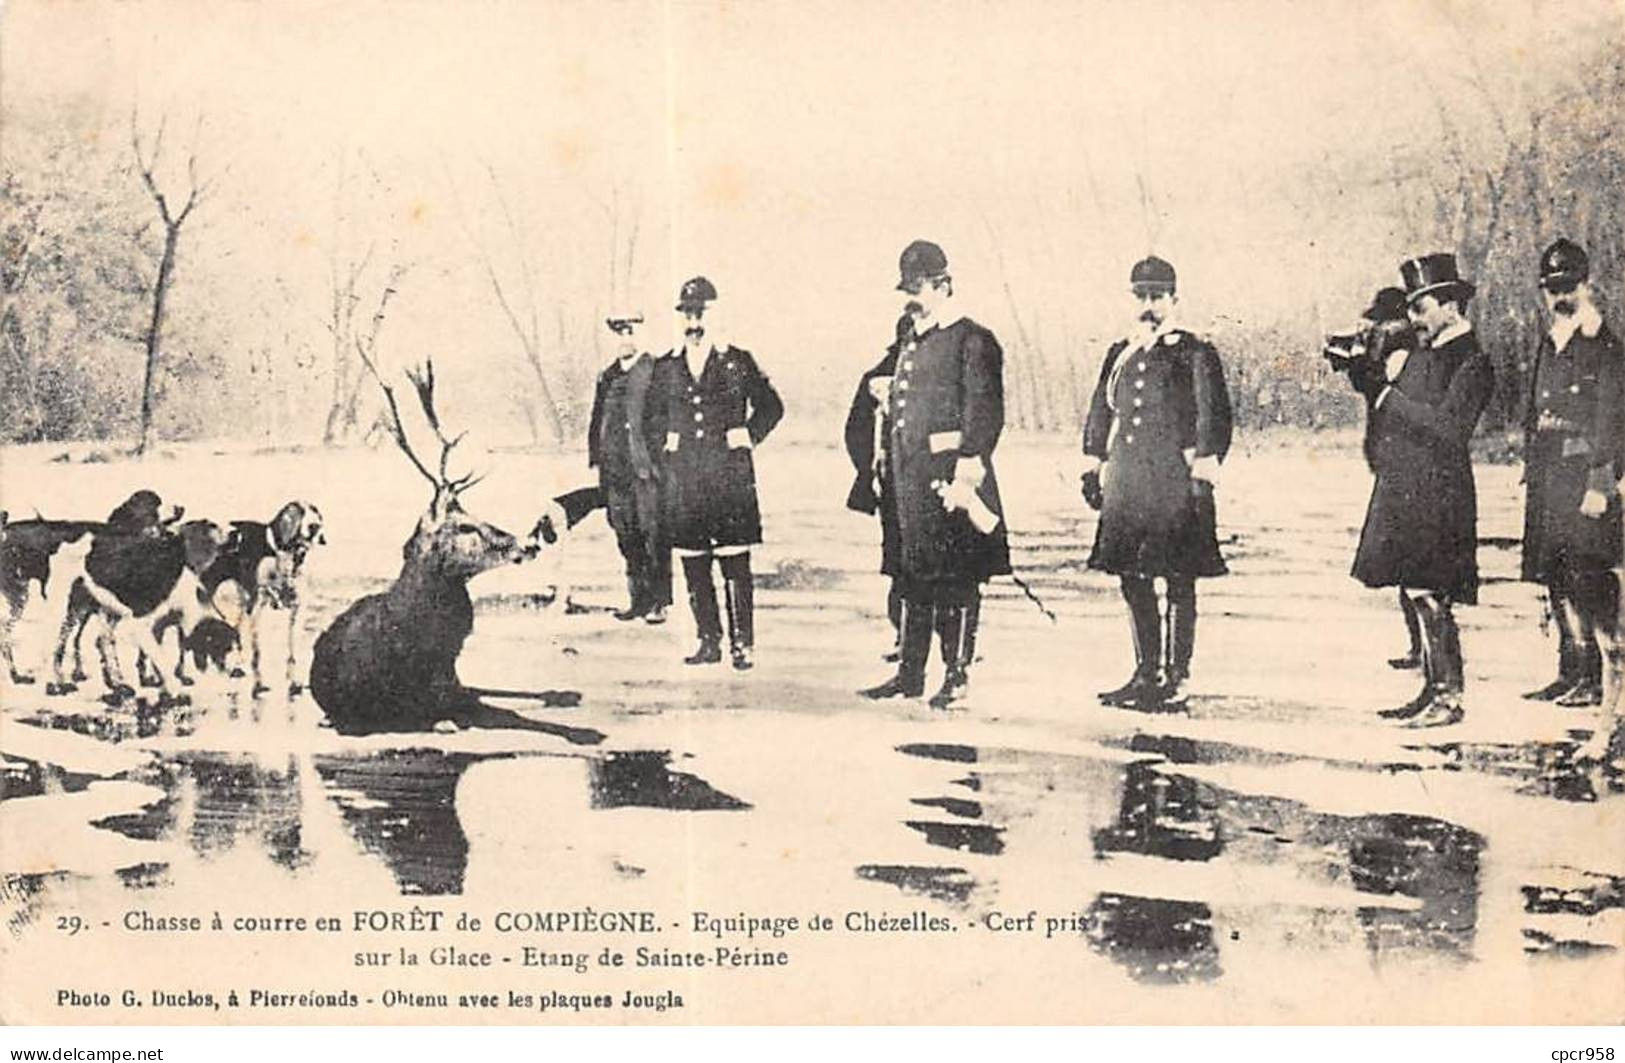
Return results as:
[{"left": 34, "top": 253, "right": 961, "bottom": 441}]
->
[{"left": 368, "top": 356, "right": 536, "bottom": 579}]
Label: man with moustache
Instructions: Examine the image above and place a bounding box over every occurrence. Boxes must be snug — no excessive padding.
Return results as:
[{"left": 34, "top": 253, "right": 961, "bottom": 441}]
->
[
  {"left": 659, "top": 276, "right": 783, "bottom": 670},
  {"left": 1348, "top": 253, "right": 1494, "bottom": 728},
  {"left": 1081, "top": 255, "right": 1232, "bottom": 711},
  {"left": 1518, "top": 239, "right": 1624, "bottom": 718},
  {"left": 860, "top": 240, "right": 1009, "bottom": 709},
  {"left": 587, "top": 311, "right": 670, "bottom": 624},
  {"left": 844, "top": 314, "right": 914, "bottom": 662}
]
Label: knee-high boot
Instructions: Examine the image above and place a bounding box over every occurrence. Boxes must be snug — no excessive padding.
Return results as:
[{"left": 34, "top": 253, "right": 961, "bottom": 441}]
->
[
  {"left": 884, "top": 579, "right": 904, "bottom": 662},
  {"left": 1558, "top": 575, "right": 1604, "bottom": 706},
  {"left": 1392, "top": 588, "right": 1423, "bottom": 669},
  {"left": 928, "top": 588, "right": 979, "bottom": 710},
  {"left": 719, "top": 552, "right": 755, "bottom": 671},
  {"left": 681, "top": 554, "right": 722, "bottom": 664},
  {"left": 1404, "top": 596, "right": 1464, "bottom": 728},
  {"left": 1381, "top": 590, "right": 1435, "bottom": 719},
  {"left": 1100, "top": 576, "right": 1162, "bottom": 707},
  {"left": 1526, "top": 582, "right": 1582, "bottom": 700},
  {"left": 861, "top": 596, "right": 932, "bottom": 699},
  {"left": 1162, "top": 577, "right": 1197, "bottom": 707}
]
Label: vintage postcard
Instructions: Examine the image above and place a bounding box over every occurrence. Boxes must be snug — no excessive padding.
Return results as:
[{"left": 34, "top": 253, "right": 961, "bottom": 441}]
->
[{"left": 1, "top": 0, "right": 1622, "bottom": 1027}]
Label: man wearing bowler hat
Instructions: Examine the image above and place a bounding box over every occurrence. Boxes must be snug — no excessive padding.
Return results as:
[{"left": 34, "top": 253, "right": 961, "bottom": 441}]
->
[
  {"left": 1519, "top": 239, "right": 1625, "bottom": 729},
  {"left": 1347, "top": 252, "right": 1494, "bottom": 728},
  {"left": 1081, "top": 255, "right": 1233, "bottom": 710},
  {"left": 587, "top": 311, "right": 670, "bottom": 623},
  {"left": 844, "top": 313, "right": 915, "bottom": 663},
  {"left": 659, "top": 276, "right": 784, "bottom": 670},
  {"left": 860, "top": 240, "right": 1010, "bottom": 709}
]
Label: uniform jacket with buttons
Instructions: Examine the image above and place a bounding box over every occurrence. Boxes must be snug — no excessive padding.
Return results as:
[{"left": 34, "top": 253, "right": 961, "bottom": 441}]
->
[
  {"left": 1519, "top": 315, "right": 1624, "bottom": 580},
  {"left": 885, "top": 316, "right": 1011, "bottom": 584},
  {"left": 1082, "top": 327, "right": 1232, "bottom": 578},
  {"left": 658, "top": 344, "right": 784, "bottom": 549}
]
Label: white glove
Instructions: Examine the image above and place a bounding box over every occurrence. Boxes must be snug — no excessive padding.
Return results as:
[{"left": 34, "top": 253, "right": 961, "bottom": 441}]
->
[{"left": 1580, "top": 489, "right": 1609, "bottom": 518}]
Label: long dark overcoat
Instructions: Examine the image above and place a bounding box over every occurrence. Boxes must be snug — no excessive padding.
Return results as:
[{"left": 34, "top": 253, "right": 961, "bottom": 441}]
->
[
  {"left": 1520, "top": 321, "right": 1625, "bottom": 582},
  {"left": 1083, "top": 328, "right": 1233, "bottom": 578},
  {"left": 844, "top": 347, "right": 901, "bottom": 576},
  {"left": 1352, "top": 329, "right": 1494, "bottom": 602},
  {"left": 885, "top": 317, "right": 1011, "bottom": 585},
  {"left": 659, "top": 344, "right": 783, "bottom": 550},
  {"left": 588, "top": 355, "right": 662, "bottom": 544}
]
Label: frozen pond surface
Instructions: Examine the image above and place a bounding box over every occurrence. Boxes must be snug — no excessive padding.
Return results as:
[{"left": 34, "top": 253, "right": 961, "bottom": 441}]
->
[{"left": 2, "top": 435, "right": 1621, "bottom": 1022}]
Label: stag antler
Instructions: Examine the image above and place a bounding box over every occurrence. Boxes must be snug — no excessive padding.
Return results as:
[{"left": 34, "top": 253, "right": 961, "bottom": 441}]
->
[{"left": 358, "top": 345, "right": 485, "bottom": 512}]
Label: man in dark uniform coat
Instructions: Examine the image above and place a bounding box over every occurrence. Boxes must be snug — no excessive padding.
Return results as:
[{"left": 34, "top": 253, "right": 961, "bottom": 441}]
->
[
  {"left": 1519, "top": 239, "right": 1625, "bottom": 718},
  {"left": 860, "top": 240, "right": 1010, "bottom": 710},
  {"left": 659, "top": 276, "right": 784, "bottom": 670},
  {"left": 844, "top": 314, "right": 913, "bottom": 660},
  {"left": 587, "top": 312, "right": 669, "bottom": 623},
  {"left": 1081, "top": 256, "right": 1232, "bottom": 710},
  {"left": 1348, "top": 253, "right": 1494, "bottom": 728}
]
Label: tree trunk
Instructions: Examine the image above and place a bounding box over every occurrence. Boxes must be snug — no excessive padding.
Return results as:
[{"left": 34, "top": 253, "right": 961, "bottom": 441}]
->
[{"left": 138, "top": 223, "right": 179, "bottom": 455}]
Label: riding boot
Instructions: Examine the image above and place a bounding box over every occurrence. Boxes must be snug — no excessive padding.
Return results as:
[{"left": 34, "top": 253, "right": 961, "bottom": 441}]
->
[
  {"left": 1380, "top": 592, "right": 1435, "bottom": 720},
  {"left": 884, "top": 579, "right": 904, "bottom": 662},
  {"left": 681, "top": 554, "right": 722, "bottom": 664},
  {"left": 1526, "top": 585, "right": 1582, "bottom": 700},
  {"left": 861, "top": 597, "right": 930, "bottom": 699},
  {"left": 1390, "top": 589, "right": 1423, "bottom": 669},
  {"left": 1406, "top": 598, "right": 1464, "bottom": 728},
  {"left": 1100, "top": 576, "right": 1162, "bottom": 707},
  {"left": 719, "top": 553, "right": 755, "bottom": 671},
  {"left": 928, "top": 590, "right": 978, "bottom": 710},
  {"left": 1160, "top": 578, "right": 1197, "bottom": 708}
]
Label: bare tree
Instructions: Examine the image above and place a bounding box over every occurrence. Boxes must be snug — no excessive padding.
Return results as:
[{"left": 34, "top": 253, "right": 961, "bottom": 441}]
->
[{"left": 130, "top": 109, "right": 215, "bottom": 455}]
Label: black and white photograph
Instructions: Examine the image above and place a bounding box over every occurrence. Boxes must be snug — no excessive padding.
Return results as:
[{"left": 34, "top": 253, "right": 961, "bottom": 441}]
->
[{"left": 1, "top": 0, "right": 1622, "bottom": 1029}]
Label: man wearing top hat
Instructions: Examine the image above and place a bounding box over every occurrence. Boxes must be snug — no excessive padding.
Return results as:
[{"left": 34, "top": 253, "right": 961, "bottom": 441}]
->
[
  {"left": 1081, "top": 255, "right": 1233, "bottom": 710},
  {"left": 587, "top": 311, "right": 670, "bottom": 624},
  {"left": 659, "top": 276, "right": 784, "bottom": 670},
  {"left": 844, "top": 313, "right": 914, "bottom": 663},
  {"left": 860, "top": 240, "right": 1010, "bottom": 709},
  {"left": 1518, "top": 239, "right": 1625, "bottom": 728},
  {"left": 1347, "top": 252, "right": 1494, "bottom": 728}
]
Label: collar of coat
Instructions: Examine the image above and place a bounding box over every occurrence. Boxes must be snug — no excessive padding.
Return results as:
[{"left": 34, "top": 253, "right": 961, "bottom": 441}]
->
[
  {"left": 1430, "top": 318, "right": 1473, "bottom": 349},
  {"left": 1551, "top": 302, "right": 1604, "bottom": 353},
  {"left": 1122, "top": 319, "right": 1184, "bottom": 354}
]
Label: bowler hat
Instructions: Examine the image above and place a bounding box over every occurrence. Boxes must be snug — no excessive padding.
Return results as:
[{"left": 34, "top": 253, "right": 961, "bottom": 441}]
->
[
  {"left": 1130, "top": 255, "right": 1177, "bottom": 293},
  {"left": 1362, "top": 286, "right": 1409, "bottom": 323},
  {"left": 676, "top": 276, "right": 718, "bottom": 311},
  {"left": 1400, "top": 253, "right": 1475, "bottom": 304},
  {"left": 896, "top": 240, "right": 950, "bottom": 291},
  {"left": 605, "top": 311, "right": 644, "bottom": 333},
  {"left": 1539, "top": 238, "right": 1589, "bottom": 290}
]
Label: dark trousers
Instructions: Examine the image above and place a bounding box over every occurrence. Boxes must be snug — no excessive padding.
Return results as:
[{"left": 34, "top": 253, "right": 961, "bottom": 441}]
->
[
  {"left": 892, "top": 576, "right": 981, "bottom": 689},
  {"left": 607, "top": 475, "right": 670, "bottom": 611},
  {"left": 681, "top": 551, "right": 753, "bottom": 650},
  {"left": 1118, "top": 573, "right": 1197, "bottom": 682}
]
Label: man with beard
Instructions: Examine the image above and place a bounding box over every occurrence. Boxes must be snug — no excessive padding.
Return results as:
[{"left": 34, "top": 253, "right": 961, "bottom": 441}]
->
[
  {"left": 844, "top": 314, "right": 914, "bottom": 661},
  {"left": 1519, "top": 239, "right": 1624, "bottom": 722},
  {"left": 1081, "top": 255, "right": 1232, "bottom": 710},
  {"left": 1348, "top": 253, "right": 1494, "bottom": 728},
  {"left": 587, "top": 312, "right": 669, "bottom": 623},
  {"left": 860, "top": 240, "right": 1010, "bottom": 709},
  {"left": 660, "top": 276, "right": 783, "bottom": 670}
]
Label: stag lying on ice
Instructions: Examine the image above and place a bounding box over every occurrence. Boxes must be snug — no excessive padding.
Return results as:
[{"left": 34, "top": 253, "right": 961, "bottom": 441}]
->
[{"left": 307, "top": 361, "right": 602, "bottom": 741}]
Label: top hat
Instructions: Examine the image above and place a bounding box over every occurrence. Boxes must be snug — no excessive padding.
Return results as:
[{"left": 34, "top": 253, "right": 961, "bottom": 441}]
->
[
  {"left": 605, "top": 311, "right": 645, "bottom": 334},
  {"left": 896, "top": 240, "right": 950, "bottom": 291},
  {"left": 675, "top": 276, "right": 718, "bottom": 312},
  {"left": 1130, "top": 255, "right": 1177, "bottom": 293},
  {"left": 1362, "top": 286, "right": 1409, "bottom": 323},
  {"left": 1539, "top": 238, "right": 1589, "bottom": 290},
  {"left": 1400, "top": 253, "right": 1475, "bottom": 304}
]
